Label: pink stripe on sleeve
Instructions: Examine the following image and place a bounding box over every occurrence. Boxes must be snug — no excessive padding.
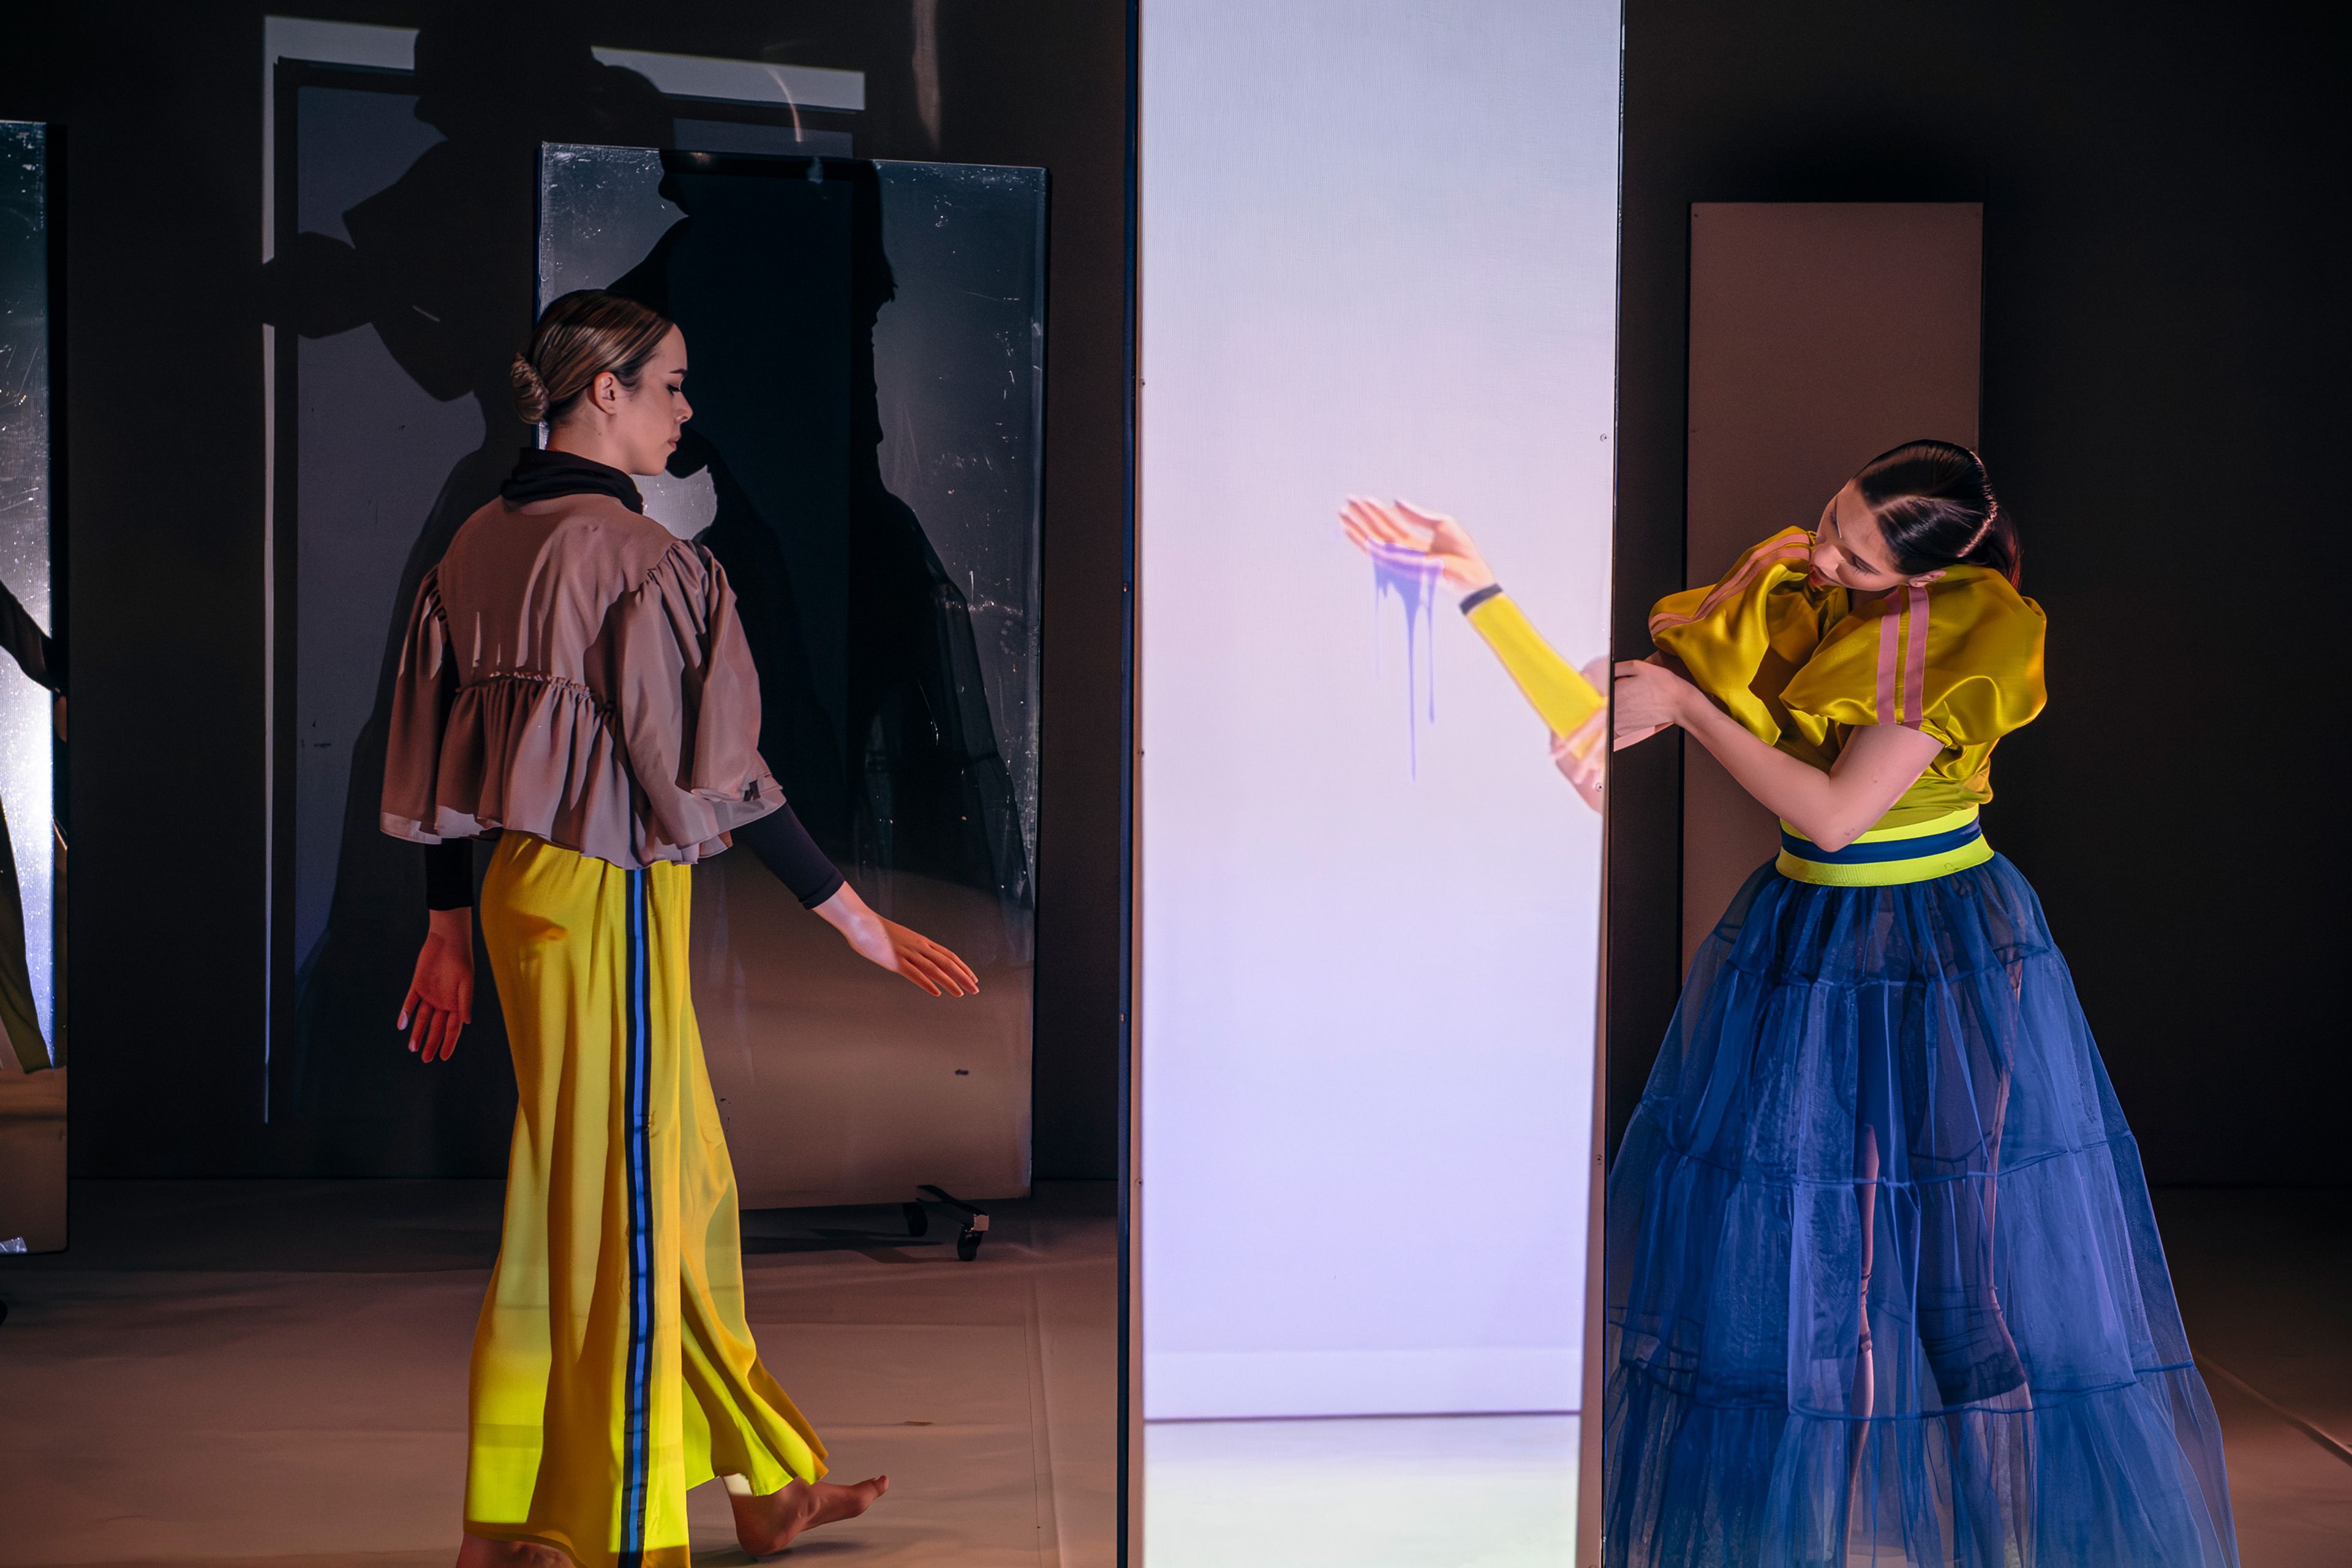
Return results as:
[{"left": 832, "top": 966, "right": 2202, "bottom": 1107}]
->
[
  {"left": 1874, "top": 597, "right": 1901, "bottom": 725},
  {"left": 1902, "top": 583, "right": 1931, "bottom": 728},
  {"left": 1648, "top": 535, "right": 1812, "bottom": 638}
]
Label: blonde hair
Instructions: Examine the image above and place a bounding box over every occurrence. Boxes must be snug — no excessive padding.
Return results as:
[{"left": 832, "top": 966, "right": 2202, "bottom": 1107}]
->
[{"left": 510, "top": 290, "right": 675, "bottom": 425}]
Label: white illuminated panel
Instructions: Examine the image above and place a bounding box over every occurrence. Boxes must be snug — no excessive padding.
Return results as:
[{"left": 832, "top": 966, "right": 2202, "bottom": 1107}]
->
[{"left": 1139, "top": 0, "right": 1621, "bottom": 1422}]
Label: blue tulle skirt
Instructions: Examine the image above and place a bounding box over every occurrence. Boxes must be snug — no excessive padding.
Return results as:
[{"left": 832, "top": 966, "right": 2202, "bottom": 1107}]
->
[{"left": 1604, "top": 855, "right": 2237, "bottom": 1567}]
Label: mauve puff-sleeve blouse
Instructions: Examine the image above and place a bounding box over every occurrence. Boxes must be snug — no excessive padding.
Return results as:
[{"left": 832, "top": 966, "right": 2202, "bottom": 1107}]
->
[{"left": 381, "top": 489, "right": 784, "bottom": 870}]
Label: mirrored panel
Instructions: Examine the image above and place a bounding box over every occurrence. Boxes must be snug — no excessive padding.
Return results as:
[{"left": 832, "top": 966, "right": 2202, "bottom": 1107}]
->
[
  {"left": 0, "top": 119, "right": 64, "bottom": 1256},
  {"left": 1136, "top": 3, "right": 1623, "bottom": 1561},
  {"left": 264, "top": 61, "right": 854, "bottom": 1158},
  {"left": 536, "top": 143, "right": 1109, "bottom": 1564},
  {"left": 538, "top": 144, "right": 1046, "bottom": 1209}
]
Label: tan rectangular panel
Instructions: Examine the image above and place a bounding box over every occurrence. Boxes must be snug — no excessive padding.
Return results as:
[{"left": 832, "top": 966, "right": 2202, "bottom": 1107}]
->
[{"left": 1682, "top": 203, "right": 1981, "bottom": 967}]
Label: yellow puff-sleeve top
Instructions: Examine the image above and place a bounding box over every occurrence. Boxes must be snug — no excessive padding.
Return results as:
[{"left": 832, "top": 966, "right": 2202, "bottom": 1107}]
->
[{"left": 1649, "top": 526, "right": 2048, "bottom": 834}]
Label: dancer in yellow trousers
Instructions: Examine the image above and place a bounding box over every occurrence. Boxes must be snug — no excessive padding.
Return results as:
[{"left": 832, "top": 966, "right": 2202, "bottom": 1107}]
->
[{"left": 384, "top": 291, "right": 978, "bottom": 1568}]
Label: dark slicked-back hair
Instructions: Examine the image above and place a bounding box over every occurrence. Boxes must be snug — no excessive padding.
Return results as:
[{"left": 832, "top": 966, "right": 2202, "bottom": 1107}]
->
[{"left": 1855, "top": 439, "right": 2021, "bottom": 586}]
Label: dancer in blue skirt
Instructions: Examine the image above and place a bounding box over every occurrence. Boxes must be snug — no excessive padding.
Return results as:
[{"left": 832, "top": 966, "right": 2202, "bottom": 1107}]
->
[
  {"left": 1600, "top": 442, "right": 2237, "bottom": 1566},
  {"left": 1348, "top": 442, "right": 2238, "bottom": 1565}
]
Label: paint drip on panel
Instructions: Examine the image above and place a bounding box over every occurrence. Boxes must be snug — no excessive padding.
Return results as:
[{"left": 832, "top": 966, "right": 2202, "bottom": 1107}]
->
[{"left": 1369, "top": 540, "right": 1442, "bottom": 776}]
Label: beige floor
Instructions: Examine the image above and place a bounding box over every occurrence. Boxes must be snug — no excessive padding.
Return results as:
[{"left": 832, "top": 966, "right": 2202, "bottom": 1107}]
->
[
  {"left": 2, "top": 1185, "right": 2343, "bottom": 1567},
  {"left": 0, "top": 1179, "right": 1117, "bottom": 1568},
  {"left": 2154, "top": 1189, "right": 2352, "bottom": 1568}
]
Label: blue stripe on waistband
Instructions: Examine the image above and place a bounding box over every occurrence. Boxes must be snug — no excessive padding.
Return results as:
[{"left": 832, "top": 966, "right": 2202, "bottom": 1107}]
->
[{"left": 1780, "top": 818, "right": 1984, "bottom": 865}]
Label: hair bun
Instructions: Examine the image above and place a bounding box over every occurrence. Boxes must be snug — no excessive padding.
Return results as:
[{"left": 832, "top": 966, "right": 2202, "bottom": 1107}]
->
[
  {"left": 510, "top": 352, "right": 551, "bottom": 425},
  {"left": 518, "top": 290, "right": 677, "bottom": 429}
]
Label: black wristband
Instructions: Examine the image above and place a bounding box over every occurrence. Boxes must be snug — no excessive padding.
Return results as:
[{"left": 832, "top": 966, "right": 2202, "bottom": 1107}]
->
[{"left": 1458, "top": 583, "right": 1504, "bottom": 616}]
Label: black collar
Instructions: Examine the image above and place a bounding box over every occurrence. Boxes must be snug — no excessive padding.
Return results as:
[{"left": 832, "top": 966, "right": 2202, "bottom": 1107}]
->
[{"left": 500, "top": 446, "right": 645, "bottom": 513}]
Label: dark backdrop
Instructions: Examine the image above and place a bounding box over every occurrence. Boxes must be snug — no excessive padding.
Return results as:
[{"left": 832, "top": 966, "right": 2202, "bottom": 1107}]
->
[
  {"left": 12, "top": 0, "right": 2341, "bottom": 1186},
  {"left": 0, "top": 0, "right": 1128, "bottom": 1180},
  {"left": 1610, "top": 0, "right": 2347, "bottom": 1183}
]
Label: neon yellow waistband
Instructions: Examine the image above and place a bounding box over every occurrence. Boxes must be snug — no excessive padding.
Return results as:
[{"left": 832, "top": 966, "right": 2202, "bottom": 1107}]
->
[{"left": 1775, "top": 806, "right": 1992, "bottom": 886}]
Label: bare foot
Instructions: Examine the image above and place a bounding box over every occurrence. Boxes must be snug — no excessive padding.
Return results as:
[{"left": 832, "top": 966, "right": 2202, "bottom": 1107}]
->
[
  {"left": 730, "top": 1476, "right": 891, "bottom": 1555},
  {"left": 455, "top": 1534, "right": 568, "bottom": 1568}
]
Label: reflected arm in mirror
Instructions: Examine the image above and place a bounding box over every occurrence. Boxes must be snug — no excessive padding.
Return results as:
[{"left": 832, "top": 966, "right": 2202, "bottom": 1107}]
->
[
  {"left": 1341, "top": 497, "right": 1611, "bottom": 813},
  {"left": 1338, "top": 497, "right": 1497, "bottom": 600},
  {"left": 1549, "top": 696, "right": 1608, "bottom": 812},
  {"left": 1613, "top": 659, "right": 1943, "bottom": 850}
]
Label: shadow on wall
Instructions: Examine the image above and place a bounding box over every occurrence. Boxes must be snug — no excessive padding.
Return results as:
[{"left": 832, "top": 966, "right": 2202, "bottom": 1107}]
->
[{"left": 260, "top": 12, "right": 677, "bottom": 1171}]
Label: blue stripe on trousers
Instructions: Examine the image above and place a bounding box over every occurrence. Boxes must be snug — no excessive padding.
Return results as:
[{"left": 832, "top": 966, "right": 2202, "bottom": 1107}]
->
[{"left": 620, "top": 868, "right": 653, "bottom": 1565}]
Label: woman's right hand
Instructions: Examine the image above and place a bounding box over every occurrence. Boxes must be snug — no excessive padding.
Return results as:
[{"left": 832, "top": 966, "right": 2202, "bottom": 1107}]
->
[
  {"left": 1613, "top": 658, "right": 1694, "bottom": 748},
  {"left": 1338, "top": 497, "right": 1498, "bottom": 599},
  {"left": 398, "top": 908, "right": 475, "bottom": 1063}
]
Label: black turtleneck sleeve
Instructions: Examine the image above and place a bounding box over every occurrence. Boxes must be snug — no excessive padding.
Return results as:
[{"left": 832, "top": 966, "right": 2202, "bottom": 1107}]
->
[
  {"left": 735, "top": 804, "right": 846, "bottom": 909},
  {"left": 425, "top": 838, "right": 473, "bottom": 911},
  {"left": 423, "top": 802, "right": 841, "bottom": 912}
]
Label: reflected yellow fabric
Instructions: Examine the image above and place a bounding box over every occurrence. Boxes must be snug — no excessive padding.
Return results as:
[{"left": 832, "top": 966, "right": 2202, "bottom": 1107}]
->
[
  {"left": 1463, "top": 594, "right": 1607, "bottom": 752},
  {"left": 469, "top": 831, "right": 824, "bottom": 1568},
  {"left": 1648, "top": 527, "right": 2047, "bottom": 832}
]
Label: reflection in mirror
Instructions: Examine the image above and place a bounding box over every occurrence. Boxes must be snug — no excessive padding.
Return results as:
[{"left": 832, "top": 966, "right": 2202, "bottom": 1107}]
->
[
  {"left": 538, "top": 146, "right": 1045, "bottom": 1209},
  {"left": 0, "top": 119, "right": 64, "bottom": 1257},
  {"left": 1136, "top": 3, "right": 1623, "bottom": 1563},
  {"left": 522, "top": 143, "right": 1114, "bottom": 1562},
  {"left": 266, "top": 51, "right": 856, "bottom": 1161}
]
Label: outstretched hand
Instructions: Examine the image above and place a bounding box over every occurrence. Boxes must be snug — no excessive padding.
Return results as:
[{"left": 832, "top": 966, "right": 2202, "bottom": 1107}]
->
[
  {"left": 398, "top": 908, "right": 474, "bottom": 1063},
  {"left": 813, "top": 884, "right": 980, "bottom": 997},
  {"left": 1338, "top": 497, "right": 1498, "bottom": 599},
  {"left": 845, "top": 915, "right": 981, "bottom": 997}
]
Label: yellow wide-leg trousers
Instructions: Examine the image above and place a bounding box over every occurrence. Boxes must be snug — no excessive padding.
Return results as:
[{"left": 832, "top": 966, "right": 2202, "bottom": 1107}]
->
[{"left": 467, "top": 832, "right": 826, "bottom": 1568}]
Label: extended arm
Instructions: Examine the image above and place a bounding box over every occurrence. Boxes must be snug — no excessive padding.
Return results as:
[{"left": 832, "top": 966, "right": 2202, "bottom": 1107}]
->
[
  {"left": 1614, "top": 660, "right": 1942, "bottom": 850},
  {"left": 733, "top": 805, "right": 846, "bottom": 908},
  {"left": 1460, "top": 589, "right": 1606, "bottom": 742},
  {"left": 735, "top": 805, "right": 978, "bottom": 998},
  {"left": 1340, "top": 497, "right": 1610, "bottom": 805}
]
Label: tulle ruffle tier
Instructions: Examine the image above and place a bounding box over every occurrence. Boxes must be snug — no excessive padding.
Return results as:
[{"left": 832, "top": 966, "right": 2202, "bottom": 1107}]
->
[{"left": 1604, "top": 856, "right": 2236, "bottom": 1567}]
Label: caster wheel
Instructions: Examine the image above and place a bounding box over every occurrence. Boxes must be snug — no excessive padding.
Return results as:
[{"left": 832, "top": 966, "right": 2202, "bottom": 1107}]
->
[
  {"left": 903, "top": 1202, "right": 930, "bottom": 1238},
  {"left": 956, "top": 1228, "right": 984, "bottom": 1262}
]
